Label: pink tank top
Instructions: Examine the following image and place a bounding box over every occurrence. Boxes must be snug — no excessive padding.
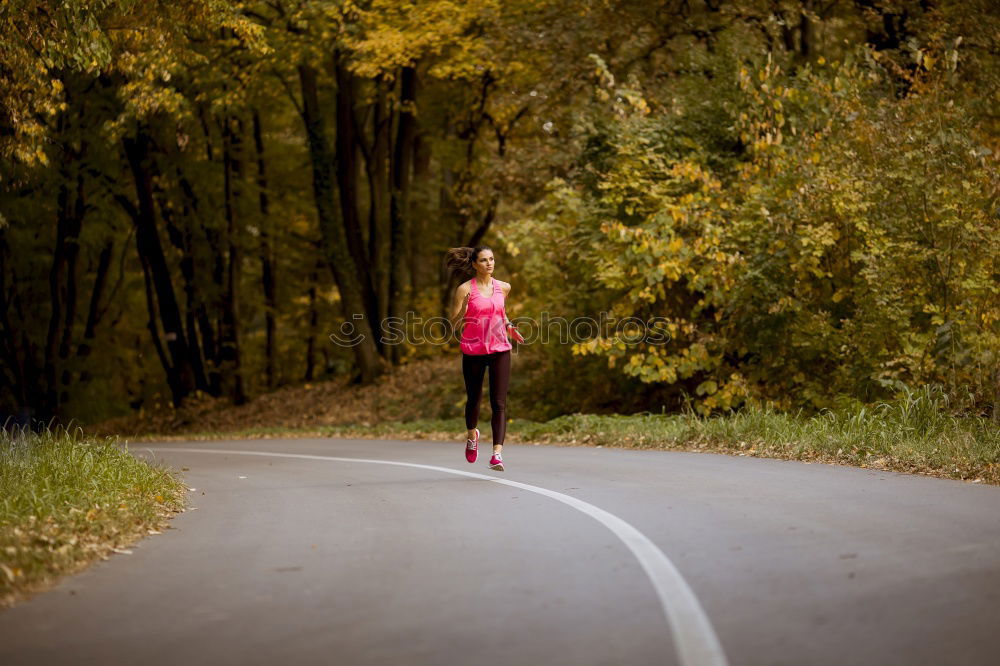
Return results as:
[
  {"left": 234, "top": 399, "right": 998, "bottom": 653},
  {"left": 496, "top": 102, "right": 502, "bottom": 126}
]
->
[{"left": 460, "top": 277, "right": 512, "bottom": 355}]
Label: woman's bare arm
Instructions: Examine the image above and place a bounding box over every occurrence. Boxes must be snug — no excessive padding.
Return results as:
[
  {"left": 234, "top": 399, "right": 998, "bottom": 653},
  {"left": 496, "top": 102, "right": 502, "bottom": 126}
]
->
[
  {"left": 450, "top": 283, "right": 471, "bottom": 334},
  {"left": 502, "top": 281, "right": 512, "bottom": 327},
  {"left": 502, "top": 282, "right": 525, "bottom": 343}
]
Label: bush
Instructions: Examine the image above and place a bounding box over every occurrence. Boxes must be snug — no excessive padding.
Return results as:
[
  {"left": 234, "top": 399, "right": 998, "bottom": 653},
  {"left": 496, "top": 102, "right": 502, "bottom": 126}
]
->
[{"left": 510, "top": 43, "right": 999, "bottom": 416}]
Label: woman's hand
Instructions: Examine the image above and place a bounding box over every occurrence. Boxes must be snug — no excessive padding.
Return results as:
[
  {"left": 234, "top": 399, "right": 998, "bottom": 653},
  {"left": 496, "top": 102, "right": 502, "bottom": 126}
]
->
[{"left": 508, "top": 323, "right": 525, "bottom": 344}]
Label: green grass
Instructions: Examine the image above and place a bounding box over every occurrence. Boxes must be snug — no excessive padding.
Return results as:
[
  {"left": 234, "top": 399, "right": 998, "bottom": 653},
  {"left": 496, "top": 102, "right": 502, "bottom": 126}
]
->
[
  {"left": 517, "top": 386, "right": 1000, "bottom": 478},
  {"left": 524, "top": 385, "right": 999, "bottom": 478},
  {"left": 1, "top": 424, "right": 187, "bottom": 606},
  {"left": 129, "top": 385, "right": 1000, "bottom": 485}
]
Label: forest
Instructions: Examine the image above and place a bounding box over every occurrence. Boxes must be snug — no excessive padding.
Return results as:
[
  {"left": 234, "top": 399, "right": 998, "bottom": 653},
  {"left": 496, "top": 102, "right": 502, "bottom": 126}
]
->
[{"left": 1, "top": 0, "right": 998, "bottom": 427}]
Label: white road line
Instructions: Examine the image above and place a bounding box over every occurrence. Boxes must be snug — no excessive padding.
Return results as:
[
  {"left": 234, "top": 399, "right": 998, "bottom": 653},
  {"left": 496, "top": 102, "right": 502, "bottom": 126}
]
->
[{"left": 141, "top": 446, "right": 729, "bottom": 666}]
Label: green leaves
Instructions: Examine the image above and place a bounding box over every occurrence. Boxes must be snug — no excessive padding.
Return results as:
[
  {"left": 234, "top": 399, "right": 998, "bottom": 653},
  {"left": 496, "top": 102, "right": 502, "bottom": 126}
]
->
[
  {"left": 0, "top": 0, "right": 267, "bottom": 165},
  {"left": 517, "top": 37, "right": 1000, "bottom": 416}
]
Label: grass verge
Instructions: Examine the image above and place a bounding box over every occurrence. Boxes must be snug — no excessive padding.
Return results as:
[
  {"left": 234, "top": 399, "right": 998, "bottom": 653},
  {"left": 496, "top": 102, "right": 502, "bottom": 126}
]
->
[
  {"left": 117, "top": 385, "right": 1000, "bottom": 486},
  {"left": 1, "top": 425, "right": 187, "bottom": 607}
]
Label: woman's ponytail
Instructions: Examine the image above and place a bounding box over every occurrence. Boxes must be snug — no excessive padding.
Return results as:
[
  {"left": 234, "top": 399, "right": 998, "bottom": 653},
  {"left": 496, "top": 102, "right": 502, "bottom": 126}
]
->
[{"left": 445, "top": 245, "right": 491, "bottom": 282}]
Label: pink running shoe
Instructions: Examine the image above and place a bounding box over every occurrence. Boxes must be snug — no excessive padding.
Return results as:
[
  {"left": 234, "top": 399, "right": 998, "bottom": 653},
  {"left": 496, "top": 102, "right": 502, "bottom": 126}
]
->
[
  {"left": 489, "top": 453, "right": 504, "bottom": 472},
  {"left": 465, "top": 428, "right": 480, "bottom": 463}
]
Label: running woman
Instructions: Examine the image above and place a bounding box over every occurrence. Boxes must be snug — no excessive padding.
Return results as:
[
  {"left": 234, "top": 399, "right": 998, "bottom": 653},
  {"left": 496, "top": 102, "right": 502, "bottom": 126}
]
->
[{"left": 446, "top": 246, "right": 524, "bottom": 471}]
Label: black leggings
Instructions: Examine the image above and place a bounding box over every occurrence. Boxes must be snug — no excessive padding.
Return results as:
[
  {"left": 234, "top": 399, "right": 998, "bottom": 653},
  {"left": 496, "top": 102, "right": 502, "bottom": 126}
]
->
[{"left": 462, "top": 350, "right": 511, "bottom": 446}]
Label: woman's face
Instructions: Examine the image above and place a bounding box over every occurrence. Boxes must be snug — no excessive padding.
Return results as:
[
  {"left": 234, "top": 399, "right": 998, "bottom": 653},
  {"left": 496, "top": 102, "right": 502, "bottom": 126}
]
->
[{"left": 475, "top": 250, "right": 495, "bottom": 276}]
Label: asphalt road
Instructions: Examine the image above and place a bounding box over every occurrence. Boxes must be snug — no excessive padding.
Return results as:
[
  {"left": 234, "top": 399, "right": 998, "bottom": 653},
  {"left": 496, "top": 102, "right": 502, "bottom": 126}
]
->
[{"left": 2, "top": 437, "right": 999, "bottom": 666}]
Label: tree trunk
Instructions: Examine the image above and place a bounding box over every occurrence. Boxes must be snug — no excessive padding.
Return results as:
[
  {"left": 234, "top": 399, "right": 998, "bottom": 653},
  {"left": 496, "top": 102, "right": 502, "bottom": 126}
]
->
[
  {"left": 799, "top": 0, "right": 813, "bottom": 58},
  {"left": 367, "top": 77, "right": 391, "bottom": 354},
  {"left": 0, "top": 230, "right": 32, "bottom": 424},
  {"left": 151, "top": 162, "right": 213, "bottom": 396},
  {"left": 202, "top": 145, "right": 226, "bottom": 396},
  {"left": 438, "top": 162, "right": 462, "bottom": 319},
  {"left": 221, "top": 113, "right": 247, "bottom": 405},
  {"left": 121, "top": 127, "right": 198, "bottom": 406},
  {"left": 193, "top": 100, "right": 222, "bottom": 396},
  {"left": 410, "top": 128, "right": 432, "bottom": 298},
  {"left": 169, "top": 168, "right": 211, "bottom": 394},
  {"left": 252, "top": 109, "right": 278, "bottom": 389},
  {"left": 43, "top": 164, "right": 76, "bottom": 417},
  {"left": 297, "top": 63, "right": 384, "bottom": 384},
  {"left": 74, "top": 238, "right": 113, "bottom": 383},
  {"left": 389, "top": 66, "right": 418, "bottom": 364},
  {"left": 304, "top": 267, "right": 318, "bottom": 382},
  {"left": 331, "top": 54, "right": 381, "bottom": 341},
  {"left": 43, "top": 94, "right": 85, "bottom": 419},
  {"left": 56, "top": 167, "right": 87, "bottom": 406}
]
